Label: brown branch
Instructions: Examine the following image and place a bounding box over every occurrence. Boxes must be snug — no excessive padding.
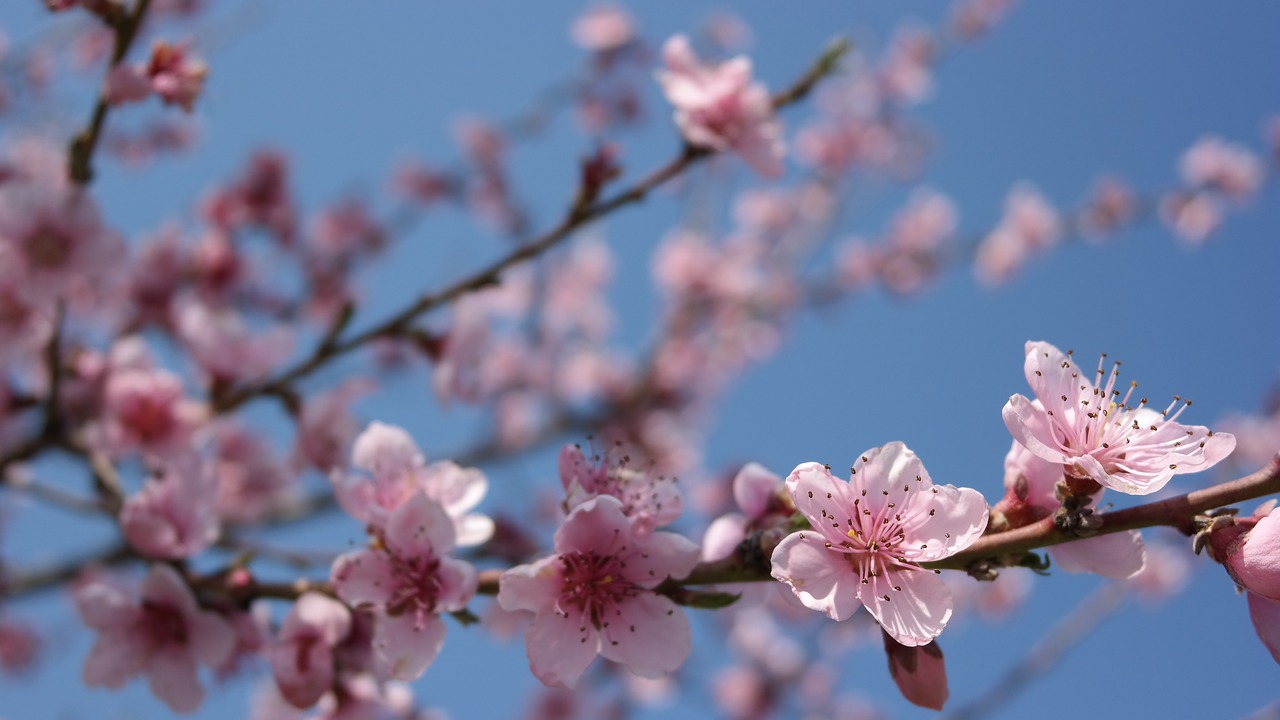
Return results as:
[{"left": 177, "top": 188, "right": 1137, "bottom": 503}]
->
[
  {"left": 211, "top": 37, "right": 852, "bottom": 415},
  {"left": 67, "top": 0, "right": 154, "bottom": 185}
]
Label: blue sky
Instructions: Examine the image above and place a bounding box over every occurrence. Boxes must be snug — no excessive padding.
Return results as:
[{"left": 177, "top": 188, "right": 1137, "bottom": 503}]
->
[{"left": 1, "top": 1, "right": 1278, "bottom": 718}]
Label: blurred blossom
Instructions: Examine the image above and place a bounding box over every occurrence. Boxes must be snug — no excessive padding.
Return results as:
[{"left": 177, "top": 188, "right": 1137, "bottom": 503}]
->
[
  {"left": 570, "top": 4, "right": 635, "bottom": 53},
  {"left": 1159, "top": 190, "right": 1221, "bottom": 244},
  {"left": 1180, "top": 135, "right": 1264, "bottom": 201}
]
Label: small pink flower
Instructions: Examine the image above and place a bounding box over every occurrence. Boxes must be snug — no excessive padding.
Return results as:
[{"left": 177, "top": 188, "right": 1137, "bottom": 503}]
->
[
  {"left": 86, "top": 366, "right": 206, "bottom": 460},
  {"left": 268, "top": 592, "right": 352, "bottom": 709},
  {"left": 1180, "top": 135, "right": 1263, "bottom": 201},
  {"left": 770, "top": 442, "right": 989, "bottom": 646},
  {"left": 1160, "top": 190, "right": 1222, "bottom": 244},
  {"left": 993, "top": 440, "right": 1146, "bottom": 579},
  {"left": 74, "top": 564, "right": 235, "bottom": 713},
  {"left": 120, "top": 458, "right": 219, "bottom": 560},
  {"left": 702, "top": 462, "right": 793, "bottom": 562},
  {"left": 202, "top": 150, "right": 296, "bottom": 243},
  {"left": 333, "top": 421, "right": 493, "bottom": 546},
  {"left": 657, "top": 35, "right": 785, "bottom": 178},
  {"left": 330, "top": 493, "right": 477, "bottom": 681},
  {"left": 213, "top": 422, "right": 296, "bottom": 524},
  {"left": 293, "top": 380, "right": 373, "bottom": 473},
  {"left": 570, "top": 3, "right": 635, "bottom": 53},
  {"left": 497, "top": 495, "right": 701, "bottom": 688},
  {"left": 559, "top": 442, "right": 683, "bottom": 536},
  {"left": 105, "top": 41, "right": 208, "bottom": 112},
  {"left": 176, "top": 301, "right": 293, "bottom": 383},
  {"left": 1002, "top": 341, "right": 1236, "bottom": 495}
]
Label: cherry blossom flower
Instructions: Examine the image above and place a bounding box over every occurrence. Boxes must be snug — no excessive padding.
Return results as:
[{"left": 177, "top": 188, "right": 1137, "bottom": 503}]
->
[
  {"left": 0, "top": 180, "right": 124, "bottom": 304},
  {"left": 74, "top": 564, "right": 235, "bottom": 713},
  {"left": 1180, "top": 135, "right": 1264, "bottom": 201},
  {"left": 570, "top": 4, "right": 635, "bottom": 53},
  {"left": 333, "top": 421, "right": 493, "bottom": 546},
  {"left": 1208, "top": 502, "right": 1280, "bottom": 663},
  {"left": 176, "top": 301, "right": 293, "bottom": 383},
  {"left": 770, "top": 442, "right": 989, "bottom": 646},
  {"left": 1002, "top": 341, "right": 1236, "bottom": 495},
  {"left": 85, "top": 366, "right": 206, "bottom": 460},
  {"left": 702, "top": 462, "right": 793, "bottom": 562},
  {"left": 559, "top": 442, "right": 683, "bottom": 536},
  {"left": 292, "top": 380, "right": 373, "bottom": 473},
  {"left": 213, "top": 422, "right": 296, "bottom": 523},
  {"left": 106, "top": 41, "right": 208, "bottom": 112},
  {"left": 657, "top": 35, "right": 785, "bottom": 178},
  {"left": 202, "top": 150, "right": 296, "bottom": 243},
  {"left": 268, "top": 593, "right": 352, "bottom": 709},
  {"left": 330, "top": 493, "right": 477, "bottom": 681},
  {"left": 993, "top": 441, "right": 1146, "bottom": 579},
  {"left": 119, "top": 458, "right": 220, "bottom": 560},
  {"left": 497, "top": 495, "right": 701, "bottom": 688}
]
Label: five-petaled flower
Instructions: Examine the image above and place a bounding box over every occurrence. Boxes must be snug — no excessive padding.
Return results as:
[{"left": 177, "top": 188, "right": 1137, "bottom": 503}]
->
[
  {"left": 497, "top": 495, "right": 701, "bottom": 688},
  {"left": 1002, "top": 340, "right": 1236, "bottom": 496},
  {"left": 770, "top": 442, "right": 988, "bottom": 646}
]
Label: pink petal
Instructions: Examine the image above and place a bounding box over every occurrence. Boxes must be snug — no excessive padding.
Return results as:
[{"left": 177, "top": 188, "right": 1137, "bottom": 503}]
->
[
  {"left": 770, "top": 532, "right": 862, "bottom": 621},
  {"left": 623, "top": 529, "right": 700, "bottom": 589},
  {"left": 373, "top": 611, "right": 446, "bottom": 681},
  {"left": 702, "top": 513, "right": 749, "bottom": 562},
  {"left": 83, "top": 634, "right": 146, "bottom": 688},
  {"left": 525, "top": 610, "right": 601, "bottom": 689},
  {"left": 786, "top": 462, "right": 858, "bottom": 545},
  {"left": 600, "top": 593, "right": 690, "bottom": 678},
  {"left": 351, "top": 422, "right": 422, "bottom": 477},
  {"left": 385, "top": 492, "right": 456, "bottom": 558},
  {"left": 331, "top": 471, "right": 377, "bottom": 525},
  {"left": 74, "top": 583, "right": 137, "bottom": 630},
  {"left": 912, "top": 486, "right": 989, "bottom": 562},
  {"left": 1234, "top": 509, "right": 1280, "bottom": 599},
  {"left": 286, "top": 592, "right": 352, "bottom": 646},
  {"left": 330, "top": 550, "right": 396, "bottom": 608},
  {"left": 555, "top": 496, "right": 630, "bottom": 555},
  {"left": 1023, "top": 340, "right": 1078, "bottom": 403},
  {"left": 455, "top": 513, "right": 496, "bottom": 547},
  {"left": 732, "top": 462, "right": 780, "bottom": 519},
  {"left": 188, "top": 608, "right": 236, "bottom": 668},
  {"left": 434, "top": 556, "right": 479, "bottom": 612},
  {"left": 859, "top": 569, "right": 952, "bottom": 647},
  {"left": 140, "top": 565, "right": 201, "bottom": 618},
  {"left": 1051, "top": 530, "right": 1146, "bottom": 579},
  {"left": 856, "top": 441, "right": 926, "bottom": 501},
  {"left": 1002, "top": 395, "right": 1070, "bottom": 465},
  {"left": 1248, "top": 592, "right": 1280, "bottom": 664},
  {"left": 268, "top": 638, "right": 333, "bottom": 709},
  {"left": 497, "top": 556, "right": 563, "bottom": 614},
  {"left": 146, "top": 646, "right": 204, "bottom": 713}
]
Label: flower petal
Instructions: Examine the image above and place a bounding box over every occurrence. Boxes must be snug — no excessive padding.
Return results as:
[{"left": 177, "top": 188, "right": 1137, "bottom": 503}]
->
[
  {"left": 555, "top": 496, "right": 630, "bottom": 555},
  {"left": 1248, "top": 592, "right": 1280, "bottom": 665},
  {"left": 600, "top": 594, "right": 690, "bottom": 678},
  {"left": 497, "top": 556, "right": 563, "bottom": 614},
  {"left": 373, "top": 611, "right": 446, "bottom": 681},
  {"left": 911, "top": 486, "right": 989, "bottom": 562},
  {"left": 524, "top": 610, "right": 600, "bottom": 689},
  {"left": 786, "top": 462, "right": 858, "bottom": 545},
  {"left": 1051, "top": 530, "right": 1146, "bottom": 579},
  {"left": 770, "top": 532, "right": 862, "bottom": 621},
  {"left": 1003, "top": 394, "right": 1071, "bottom": 465},
  {"left": 733, "top": 462, "right": 781, "bottom": 519},
  {"left": 860, "top": 568, "right": 952, "bottom": 647},
  {"left": 385, "top": 492, "right": 456, "bottom": 558},
  {"left": 330, "top": 550, "right": 396, "bottom": 608},
  {"left": 146, "top": 646, "right": 204, "bottom": 713},
  {"left": 624, "top": 530, "right": 700, "bottom": 589}
]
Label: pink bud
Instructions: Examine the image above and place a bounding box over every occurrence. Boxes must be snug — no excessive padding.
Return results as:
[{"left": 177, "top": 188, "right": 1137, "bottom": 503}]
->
[{"left": 883, "top": 631, "right": 949, "bottom": 710}]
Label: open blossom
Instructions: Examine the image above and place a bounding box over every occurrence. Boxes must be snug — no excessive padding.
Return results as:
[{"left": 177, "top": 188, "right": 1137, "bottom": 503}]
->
[
  {"left": 120, "top": 458, "right": 220, "bottom": 560},
  {"left": 1180, "top": 135, "right": 1264, "bottom": 201},
  {"left": 85, "top": 366, "right": 206, "bottom": 460},
  {"left": 1002, "top": 341, "right": 1236, "bottom": 495},
  {"left": 770, "top": 442, "right": 988, "bottom": 646},
  {"left": 74, "top": 564, "right": 235, "bottom": 713},
  {"left": 1208, "top": 502, "right": 1280, "bottom": 663},
  {"left": 657, "top": 35, "right": 785, "bottom": 178},
  {"left": 330, "top": 492, "right": 477, "bottom": 681},
  {"left": 333, "top": 421, "right": 493, "bottom": 546},
  {"left": 559, "top": 442, "right": 683, "bottom": 536},
  {"left": 176, "top": 301, "right": 293, "bottom": 383},
  {"left": 993, "top": 441, "right": 1146, "bottom": 579},
  {"left": 497, "top": 495, "right": 701, "bottom": 688},
  {"left": 268, "top": 593, "right": 352, "bottom": 709},
  {"left": 570, "top": 3, "right": 635, "bottom": 52}
]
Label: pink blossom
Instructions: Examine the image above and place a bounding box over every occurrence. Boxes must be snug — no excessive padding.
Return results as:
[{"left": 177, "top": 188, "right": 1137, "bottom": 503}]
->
[
  {"left": 1209, "top": 503, "right": 1280, "bottom": 663},
  {"left": 882, "top": 632, "right": 948, "bottom": 710},
  {"left": 293, "top": 380, "right": 372, "bottom": 473},
  {"left": 268, "top": 593, "right": 352, "bottom": 709},
  {"left": 105, "top": 41, "right": 208, "bottom": 112},
  {"left": 702, "top": 462, "right": 793, "bottom": 562},
  {"left": 1160, "top": 190, "right": 1222, "bottom": 244},
  {"left": 202, "top": 150, "right": 296, "bottom": 243},
  {"left": 497, "top": 495, "right": 701, "bottom": 688},
  {"left": 769, "top": 443, "right": 989, "bottom": 646},
  {"left": 1003, "top": 341, "right": 1236, "bottom": 495},
  {"left": 975, "top": 183, "right": 1060, "bottom": 285},
  {"left": 0, "top": 180, "right": 124, "bottom": 304},
  {"left": 1180, "top": 135, "right": 1264, "bottom": 201},
  {"left": 1079, "top": 175, "right": 1135, "bottom": 240},
  {"left": 74, "top": 564, "right": 235, "bottom": 713},
  {"left": 879, "top": 26, "right": 935, "bottom": 105},
  {"left": 176, "top": 301, "right": 293, "bottom": 383},
  {"left": 330, "top": 492, "right": 477, "bottom": 681},
  {"left": 951, "top": 0, "right": 1014, "bottom": 38},
  {"left": 657, "top": 35, "right": 785, "bottom": 178},
  {"left": 559, "top": 442, "right": 683, "bottom": 535},
  {"left": 0, "top": 287, "right": 53, "bottom": 364},
  {"left": 333, "top": 421, "right": 493, "bottom": 546},
  {"left": 570, "top": 4, "right": 635, "bottom": 53},
  {"left": 120, "top": 458, "right": 220, "bottom": 560},
  {"left": 993, "top": 440, "right": 1146, "bottom": 579},
  {"left": 213, "top": 422, "right": 296, "bottom": 523},
  {"left": 85, "top": 366, "right": 206, "bottom": 460}
]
